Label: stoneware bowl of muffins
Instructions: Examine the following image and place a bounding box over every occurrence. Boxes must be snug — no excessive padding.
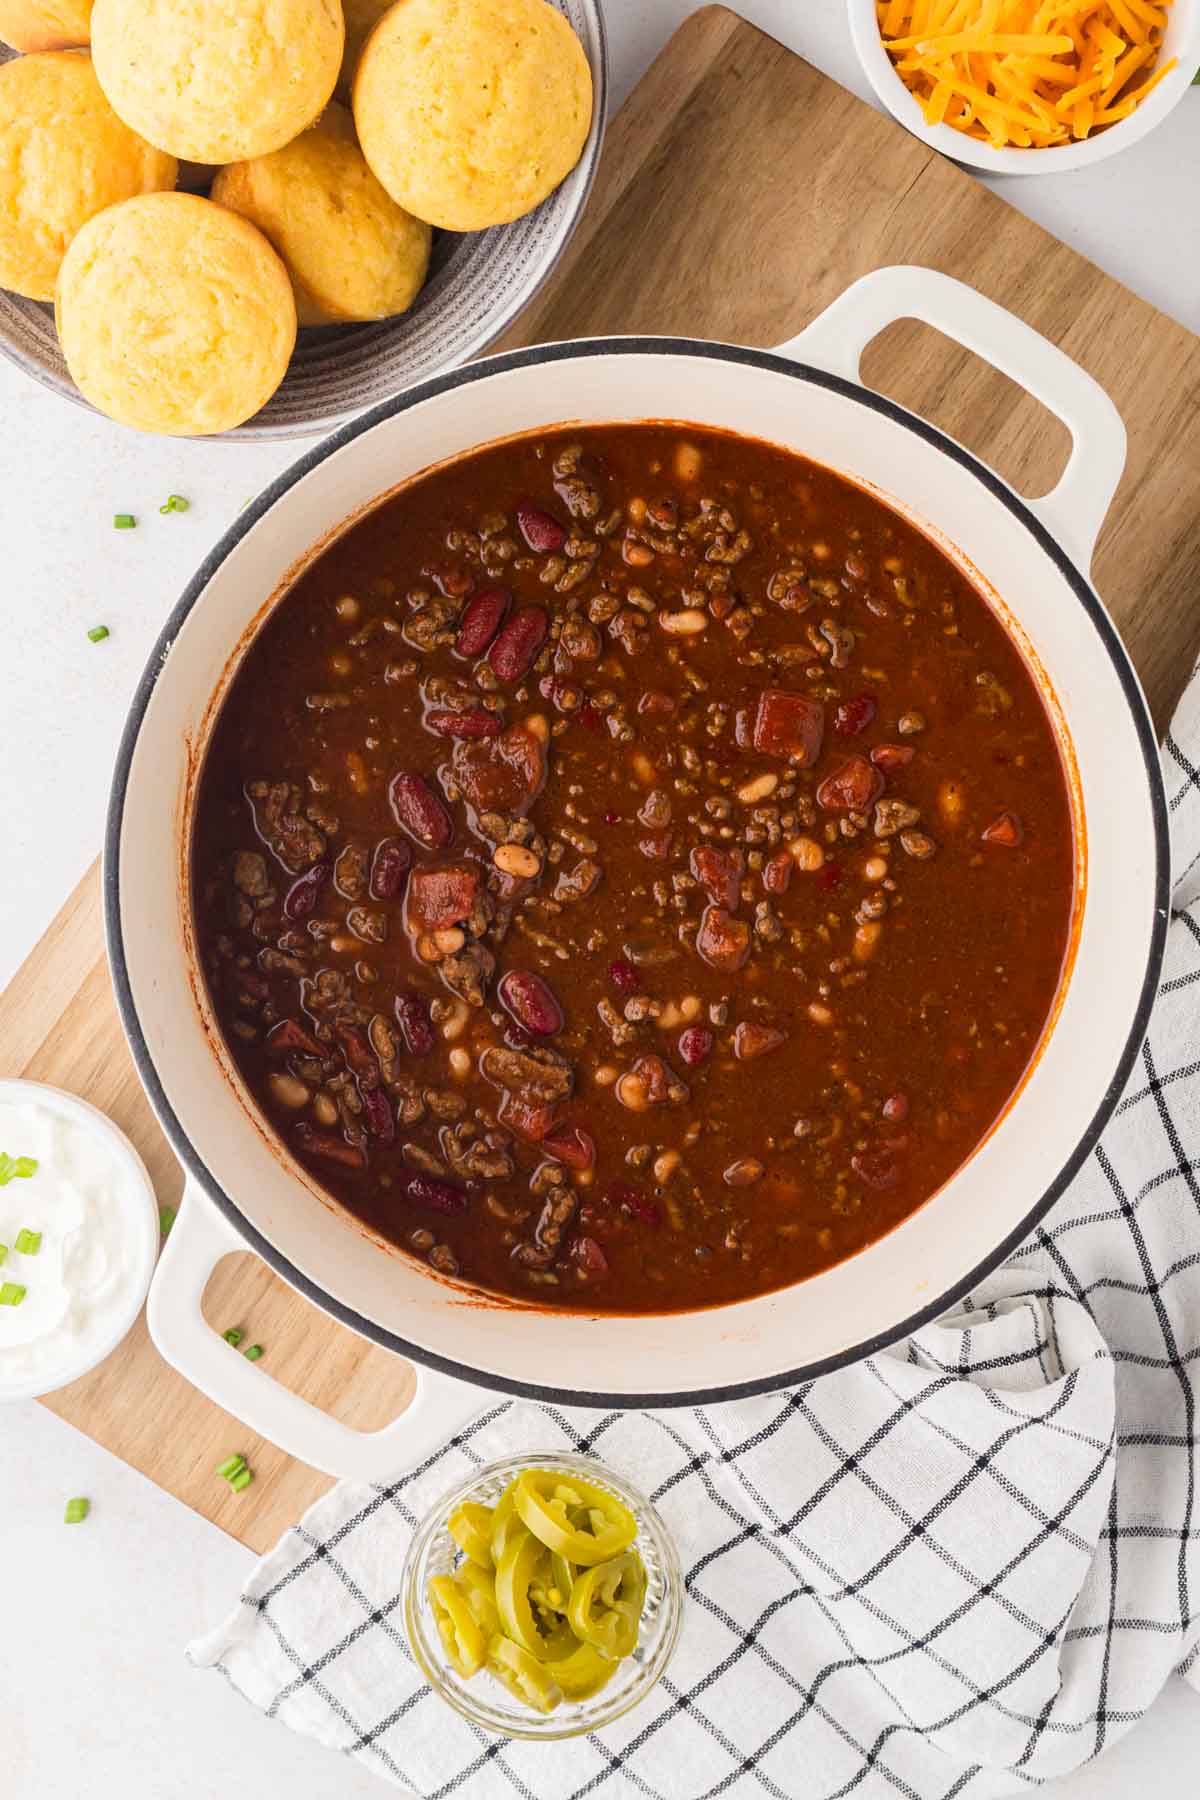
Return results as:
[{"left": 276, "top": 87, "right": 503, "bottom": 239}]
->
[{"left": 0, "top": 0, "right": 607, "bottom": 437}]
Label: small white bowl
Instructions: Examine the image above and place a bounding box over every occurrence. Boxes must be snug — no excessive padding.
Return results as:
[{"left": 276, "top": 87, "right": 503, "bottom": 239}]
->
[
  {"left": 848, "top": 0, "right": 1200, "bottom": 174},
  {"left": 0, "top": 1079, "right": 159, "bottom": 1402}
]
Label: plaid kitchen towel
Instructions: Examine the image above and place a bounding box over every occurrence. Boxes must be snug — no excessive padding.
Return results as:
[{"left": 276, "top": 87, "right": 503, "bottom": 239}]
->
[{"left": 191, "top": 672, "right": 1200, "bottom": 1798}]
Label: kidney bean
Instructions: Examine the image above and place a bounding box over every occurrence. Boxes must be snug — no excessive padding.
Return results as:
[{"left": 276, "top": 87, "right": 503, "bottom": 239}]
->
[
  {"left": 395, "top": 989, "right": 435, "bottom": 1056},
  {"left": 677, "top": 1026, "right": 714, "bottom": 1068},
  {"left": 425, "top": 708, "right": 503, "bottom": 739},
  {"left": 282, "top": 861, "right": 328, "bottom": 920},
  {"left": 982, "top": 811, "right": 1024, "bottom": 848},
  {"left": 454, "top": 584, "right": 511, "bottom": 658},
  {"left": 543, "top": 1124, "right": 596, "bottom": 1171},
  {"left": 361, "top": 1085, "right": 395, "bottom": 1143},
  {"left": 571, "top": 1234, "right": 609, "bottom": 1274},
  {"left": 489, "top": 606, "right": 549, "bottom": 682},
  {"left": 834, "top": 693, "right": 877, "bottom": 736},
  {"left": 871, "top": 743, "right": 915, "bottom": 775},
  {"left": 403, "top": 1172, "right": 468, "bottom": 1214},
  {"left": 295, "top": 1124, "right": 366, "bottom": 1170},
  {"left": 816, "top": 755, "right": 884, "bottom": 813},
  {"left": 267, "top": 1017, "right": 325, "bottom": 1057},
  {"left": 389, "top": 771, "right": 453, "bottom": 848},
  {"left": 370, "top": 836, "right": 411, "bottom": 900},
  {"left": 498, "top": 969, "right": 564, "bottom": 1035},
  {"left": 609, "top": 958, "right": 639, "bottom": 993},
  {"left": 882, "top": 1093, "right": 909, "bottom": 1123},
  {"left": 515, "top": 500, "right": 566, "bottom": 553}
]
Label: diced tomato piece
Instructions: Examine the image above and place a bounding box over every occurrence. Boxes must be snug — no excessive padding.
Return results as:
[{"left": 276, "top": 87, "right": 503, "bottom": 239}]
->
[
  {"left": 816, "top": 755, "right": 884, "bottom": 813},
  {"left": 981, "top": 811, "right": 1024, "bottom": 848},
  {"left": 405, "top": 862, "right": 480, "bottom": 933},
  {"left": 690, "top": 845, "right": 744, "bottom": 912},
  {"left": 543, "top": 1124, "right": 596, "bottom": 1171},
  {"left": 752, "top": 689, "right": 825, "bottom": 765},
  {"left": 833, "top": 694, "right": 876, "bottom": 736},
  {"left": 871, "top": 744, "right": 915, "bottom": 775},
  {"left": 498, "top": 1089, "right": 556, "bottom": 1141},
  {"left": 695, "top": 904, "right": 751, "bottom": 972}
]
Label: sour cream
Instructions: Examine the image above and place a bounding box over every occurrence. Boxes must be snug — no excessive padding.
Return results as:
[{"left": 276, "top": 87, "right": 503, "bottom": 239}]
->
[{"left": 0, "top": 1086, "right": 158, "bottom": 1399}]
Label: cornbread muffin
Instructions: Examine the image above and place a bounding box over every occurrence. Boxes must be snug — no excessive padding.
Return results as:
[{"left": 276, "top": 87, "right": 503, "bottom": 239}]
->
[
  {"left": 353, "top": 0, "right": 593, "bottom": 232},
  {"left": 56, "top": 191, "right": 296, "bottom": 436},
  {"left": 90, "top": 0, "right": 343, "bottom": 163},
  {"left": 0, "top": 0, "right": 92, "bottom": 50},
  {"left": 0, "top": 50, "right": 176, "bottom": 302},
  {"left": 212, "top": 105, "right": 431, "bottom": 326},
  {"left": 337, "top": 0, "right": 392, "bottom": 101}
]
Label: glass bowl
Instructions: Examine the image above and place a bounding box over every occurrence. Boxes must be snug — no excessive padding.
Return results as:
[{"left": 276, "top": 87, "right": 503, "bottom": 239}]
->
[{"left": 402, "top": 1451, "right": 683, "bottom": 1740}]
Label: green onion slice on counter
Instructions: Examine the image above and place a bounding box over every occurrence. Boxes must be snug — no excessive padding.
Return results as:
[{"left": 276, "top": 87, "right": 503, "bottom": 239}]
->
[
  {"left": 113, "top": 513, "right": 135, "bottom": 529},
  {"left": 64, "top": 1498, "right": 90, "bottom": 1524}
]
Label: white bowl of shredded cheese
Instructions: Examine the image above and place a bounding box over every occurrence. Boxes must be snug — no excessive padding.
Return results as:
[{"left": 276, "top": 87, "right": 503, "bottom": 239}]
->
[
  {"left": 0, "top": 1080, "right": 160, "bottom": 1402},
  {"left": 850, "top": 0, "right": 1200, "bottom": 174}
]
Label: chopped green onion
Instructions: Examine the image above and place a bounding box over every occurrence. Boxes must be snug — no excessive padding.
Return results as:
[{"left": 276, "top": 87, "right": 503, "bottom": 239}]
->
[
  {"left": 223, "top": 1327, "right": 244, "bottom": 1347},
  {"left": 64, "top": 1497, "right": 90, "bottom": 1524},
  {"left": 0, "top": 1152, "right": 37, "bottom": 1186},
  {"left": 216, "top": 1454, "right": 246, "bottom": 1481},
  {"left": 14, "top": 1228, "right": 41, "bottom": 1256},
  {"left": 158, "top": 1204, "right": 176, "bottom": 1238},
  {"left": 113, "top": 513, "right": 136, "bottom": 529},
  {"left": 160, "top": 494, "right": 190, "bottom": 514},
  {"left": 87, "top": 625, "right": 110, "bottom": 643},
  {"left": 229, "top": 1467, "right": 253, "bottom": 1493},
  {"left": 243, "top": 1343, "right": 264, "bottom": 1362},
  {"left": 0, "top": 1282, "right": 26, "bottom": 1306},
  {"left": 0, "top": 1245, "right": 6, "bottom": 1265}
]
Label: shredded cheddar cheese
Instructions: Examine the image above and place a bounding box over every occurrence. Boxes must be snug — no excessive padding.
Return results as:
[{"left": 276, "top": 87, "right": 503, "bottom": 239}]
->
[{"left": 877, "top": 0, "right": 1177, "bottom": 148}]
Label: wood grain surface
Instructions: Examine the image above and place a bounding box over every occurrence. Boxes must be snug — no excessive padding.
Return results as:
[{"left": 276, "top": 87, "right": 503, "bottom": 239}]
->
[{"left": 4, "top": 6, "right": 1198, "bottom": 1555}]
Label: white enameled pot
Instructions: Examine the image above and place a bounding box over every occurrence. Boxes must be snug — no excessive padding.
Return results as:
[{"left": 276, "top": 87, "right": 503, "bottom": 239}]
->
[{"left": 107, "top": 267, "right": 1168, "bottom": 1481}]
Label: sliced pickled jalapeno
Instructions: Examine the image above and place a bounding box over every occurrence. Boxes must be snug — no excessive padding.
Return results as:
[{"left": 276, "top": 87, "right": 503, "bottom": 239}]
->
[
  {"left": 448, "top": 1500, "right": 494, "bottom": 1568},
  {"left": 566, "top": 1551, "right": 647, "bottom": 1660},
  {"left": 428, "top": 1465, "right": 653, "bottom": 1717},
  {"left": 489, "top": 1479, "right": 525, "bottom": 1563},
  {"left": 456, "top": 1561, "right": 501, "bottom": 1638},
  {"left": 495, "top": 1527, "right": 577, "bottom": 1661},
  {"left": 547, "top": 1638, "right": 619, "bottom": 1701},
  {"left": 427, "top": 1573, "right": 487, "bottom": 1677},
  {"left": 486, "top": 1636, "right": 564, "bottom": 1714},
  {"left": 512, "top": 1470, "right": 637, "bottom": 1565}
]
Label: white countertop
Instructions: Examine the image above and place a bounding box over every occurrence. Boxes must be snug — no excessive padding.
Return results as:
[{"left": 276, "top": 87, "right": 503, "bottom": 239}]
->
[{"left": 2, "top": 4, "right": 1198, "bottom": 1795}]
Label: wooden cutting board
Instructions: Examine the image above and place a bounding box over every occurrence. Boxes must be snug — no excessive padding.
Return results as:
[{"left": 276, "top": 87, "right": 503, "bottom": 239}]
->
[{"left": 5, "top": 6, "right": 1199, "bottom": 1556}]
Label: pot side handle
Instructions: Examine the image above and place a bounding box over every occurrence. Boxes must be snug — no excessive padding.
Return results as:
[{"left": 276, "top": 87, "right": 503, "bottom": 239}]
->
[
  {"left": 777, "top": 265, "right": 1126, "bottom": 577},
  {"left": 146, "top": 1180, "right": 485, "bottom": 1483}
]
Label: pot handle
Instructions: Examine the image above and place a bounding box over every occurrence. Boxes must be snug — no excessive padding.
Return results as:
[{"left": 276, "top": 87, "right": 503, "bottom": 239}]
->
[
  {"left": 777, "top": 265, "right": 1126, "bottom": 576},
  {"left": 146, "top": 1180, "right": 486, "bottom": 1483}
]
